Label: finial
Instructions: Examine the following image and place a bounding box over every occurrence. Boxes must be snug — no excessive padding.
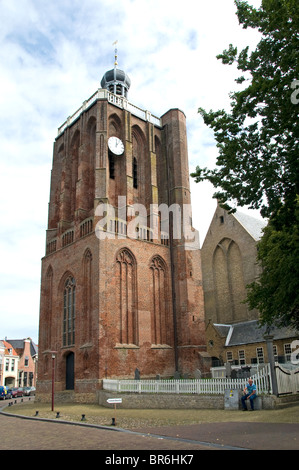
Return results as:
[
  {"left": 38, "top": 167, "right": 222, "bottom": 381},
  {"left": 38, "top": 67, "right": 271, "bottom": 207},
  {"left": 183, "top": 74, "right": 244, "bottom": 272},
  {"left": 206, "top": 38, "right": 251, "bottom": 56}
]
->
[
  {"left": 101, "top": 42, "right": 130, "bottom": 98},
  {"left": 113, "top": 40, "right": 118, "bottom": 67}
]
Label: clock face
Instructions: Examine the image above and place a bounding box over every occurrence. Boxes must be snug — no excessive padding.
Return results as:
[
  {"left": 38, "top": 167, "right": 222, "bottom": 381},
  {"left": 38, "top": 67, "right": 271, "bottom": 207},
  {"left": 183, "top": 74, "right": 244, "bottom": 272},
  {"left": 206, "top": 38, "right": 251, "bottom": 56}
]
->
[{"left": 108, "top": 136, "right": 124, "bottom": 155}]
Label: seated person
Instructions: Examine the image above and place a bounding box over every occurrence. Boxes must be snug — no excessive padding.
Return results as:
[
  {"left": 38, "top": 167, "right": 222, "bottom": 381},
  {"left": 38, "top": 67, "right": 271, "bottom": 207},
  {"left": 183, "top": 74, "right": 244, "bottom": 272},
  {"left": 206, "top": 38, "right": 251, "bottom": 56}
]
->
[{"left": 241, "top": 378, "right": 257, "bottom": 411}]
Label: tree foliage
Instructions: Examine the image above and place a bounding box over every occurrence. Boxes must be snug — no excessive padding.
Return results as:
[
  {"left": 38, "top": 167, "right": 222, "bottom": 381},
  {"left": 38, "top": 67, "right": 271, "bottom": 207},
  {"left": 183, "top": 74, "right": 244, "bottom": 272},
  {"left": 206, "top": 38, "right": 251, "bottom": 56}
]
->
[
  {"left": 191, "top": 0, "right": 299, "bottom": 226},
  {"left": 246, "top": 198, "right": 299, "bottom": 330},
  {"left": 191, "top": 0, "right": 299, "bottom": 328}
]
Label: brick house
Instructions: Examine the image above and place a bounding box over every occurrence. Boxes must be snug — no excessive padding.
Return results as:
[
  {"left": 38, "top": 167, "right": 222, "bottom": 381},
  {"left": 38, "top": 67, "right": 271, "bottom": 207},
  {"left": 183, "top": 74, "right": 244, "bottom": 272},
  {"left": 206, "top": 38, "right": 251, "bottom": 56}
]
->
[
  {"left": 7, "top": 338, "right": 38, "bottom": 387},
  {"left": 206, "top": 320, "right": 299, "bottom": 372},
  {"left": 37, "top": 61, "right": 207, "bottom": 401}
]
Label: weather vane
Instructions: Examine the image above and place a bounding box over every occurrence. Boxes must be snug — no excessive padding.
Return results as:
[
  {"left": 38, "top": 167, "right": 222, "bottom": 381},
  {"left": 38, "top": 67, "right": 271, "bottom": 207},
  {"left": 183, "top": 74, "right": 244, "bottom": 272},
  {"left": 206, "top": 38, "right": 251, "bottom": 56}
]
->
[{"left": 112, "top": 40, "right": 118, "bottom": 67}]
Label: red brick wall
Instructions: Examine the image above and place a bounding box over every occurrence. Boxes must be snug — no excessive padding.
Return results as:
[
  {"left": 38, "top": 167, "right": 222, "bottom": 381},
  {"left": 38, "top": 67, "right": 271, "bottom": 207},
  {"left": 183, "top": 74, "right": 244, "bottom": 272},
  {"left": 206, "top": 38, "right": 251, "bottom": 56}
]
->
[
  {"left": 15, "top": 340, "right": 36, "bottom": 387},
  {"left": 38, "top": 97, "right": 206, "bottom": 397}
]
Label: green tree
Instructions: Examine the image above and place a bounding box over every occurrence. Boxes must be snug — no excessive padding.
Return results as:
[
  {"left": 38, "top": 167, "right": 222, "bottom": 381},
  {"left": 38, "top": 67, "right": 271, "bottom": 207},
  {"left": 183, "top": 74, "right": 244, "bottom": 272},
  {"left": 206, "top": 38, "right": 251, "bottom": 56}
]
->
[
  {"left": 246, "top": 199, "right": 299, "bottom": 330},
  {"left": 191, "top": 0, "right": 299, "bottom": 328},
  {"left": 192, "top": 0, "right": 298, "bottom": 223}
]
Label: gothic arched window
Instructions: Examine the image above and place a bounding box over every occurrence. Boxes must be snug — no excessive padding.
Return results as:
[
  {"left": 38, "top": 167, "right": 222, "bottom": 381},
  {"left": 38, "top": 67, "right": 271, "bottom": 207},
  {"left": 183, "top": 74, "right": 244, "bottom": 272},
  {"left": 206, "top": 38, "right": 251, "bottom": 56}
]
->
[
  {"left": 109, "top": 151, "right": 115, "bottom": 179},
  {"left": 150, "top": 256, "right": 170, "bottom": 345},
  {"left": 133, "top": 157, "right": 138, "bottom": 189},
  {"left": 213, "top": 238, "right": 247, "bottom": 323},
  {"left": 69, "top": 131, "right": 79, "bottom": 218},
  {"left": 116, "top": 248, "right": 138, "bottom": 345},
  {"left": 44, "top": 266, "right": 53, "bottom": 350},
  {"left": 86, "top": 117, "right": 96, "bottom": 211},
  {"left": 82, "top": 249, "right": 92, "bottom": 344},
  {"left": 63, "top": 276, "right": 76, "bottom": 346}
]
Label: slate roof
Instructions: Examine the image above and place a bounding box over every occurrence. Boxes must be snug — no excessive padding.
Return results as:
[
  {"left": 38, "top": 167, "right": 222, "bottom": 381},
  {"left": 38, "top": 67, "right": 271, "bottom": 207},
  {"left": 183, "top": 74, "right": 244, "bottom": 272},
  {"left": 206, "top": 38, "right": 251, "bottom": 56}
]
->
[
  {"left": 212, "top": 324, "right": 231, "bottom": 338},
  {"left": 7, "top": 339, "right": 38, "bottom": 357},
  {"left": 233, "top": 210, "right": 267, "bottom": 241},
  {"left": 214, "top": 320, "right": 298, "bottom": 347}
]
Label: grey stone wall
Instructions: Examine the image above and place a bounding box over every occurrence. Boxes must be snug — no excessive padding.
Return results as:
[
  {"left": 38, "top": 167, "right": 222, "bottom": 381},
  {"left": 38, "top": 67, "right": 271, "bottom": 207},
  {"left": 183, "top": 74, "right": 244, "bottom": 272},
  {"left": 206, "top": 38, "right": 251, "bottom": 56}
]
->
[{"left": 98, "top": 390, "right": 224, "bottom": 409}]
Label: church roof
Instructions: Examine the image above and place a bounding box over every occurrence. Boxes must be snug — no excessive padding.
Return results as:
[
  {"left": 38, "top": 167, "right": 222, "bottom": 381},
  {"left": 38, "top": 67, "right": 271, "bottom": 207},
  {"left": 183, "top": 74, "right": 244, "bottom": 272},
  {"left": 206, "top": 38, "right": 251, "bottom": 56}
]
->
[{"left": 233, "top": 210, "right": 267, "bottom": 241}]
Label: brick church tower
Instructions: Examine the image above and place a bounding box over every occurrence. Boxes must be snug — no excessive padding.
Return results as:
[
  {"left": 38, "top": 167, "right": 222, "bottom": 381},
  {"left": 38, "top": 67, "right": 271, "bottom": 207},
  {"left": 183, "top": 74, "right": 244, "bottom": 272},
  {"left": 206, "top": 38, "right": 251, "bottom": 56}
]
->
[{"left": 38, "top": 53, "right": 206, "bottom": 400}]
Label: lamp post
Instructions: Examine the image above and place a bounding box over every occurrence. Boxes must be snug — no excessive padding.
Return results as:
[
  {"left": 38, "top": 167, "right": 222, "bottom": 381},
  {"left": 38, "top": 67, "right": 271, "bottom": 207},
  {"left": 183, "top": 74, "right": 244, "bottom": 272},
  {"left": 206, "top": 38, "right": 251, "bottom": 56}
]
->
[
  {"left": 49, "top": 351, "right": 57, "bottom": 412},
  {"left": 51, "top": 354, "right": 55, "bottom": 411}
]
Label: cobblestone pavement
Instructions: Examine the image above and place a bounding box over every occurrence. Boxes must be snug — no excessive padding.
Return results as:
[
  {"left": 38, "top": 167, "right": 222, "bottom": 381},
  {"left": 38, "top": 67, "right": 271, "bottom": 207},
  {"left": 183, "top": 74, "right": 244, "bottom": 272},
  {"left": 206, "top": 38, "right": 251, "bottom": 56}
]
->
[
  {"left": 137, "top": 421, "right": 299, "bottom": 451},
  {"left": 0, "top": 413, "right": 222, "bottom": 451},
  {"left": 1, "top": 410, "right": 299, "bottom": 451}
]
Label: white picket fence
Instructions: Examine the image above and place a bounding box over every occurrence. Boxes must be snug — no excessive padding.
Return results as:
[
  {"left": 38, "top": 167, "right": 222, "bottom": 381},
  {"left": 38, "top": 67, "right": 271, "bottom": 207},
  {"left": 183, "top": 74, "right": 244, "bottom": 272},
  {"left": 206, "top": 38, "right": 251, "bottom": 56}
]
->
[{"left": 103, "top": 363, "right": 272, "bottom": 395}]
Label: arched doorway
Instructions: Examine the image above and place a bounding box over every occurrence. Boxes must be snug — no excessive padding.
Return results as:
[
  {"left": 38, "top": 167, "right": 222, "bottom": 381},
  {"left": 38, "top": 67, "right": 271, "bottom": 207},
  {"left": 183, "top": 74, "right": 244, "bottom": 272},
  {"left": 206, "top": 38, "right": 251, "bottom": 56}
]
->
[{"left": 65, "top": 352, "right": 74, "bottom": 390}]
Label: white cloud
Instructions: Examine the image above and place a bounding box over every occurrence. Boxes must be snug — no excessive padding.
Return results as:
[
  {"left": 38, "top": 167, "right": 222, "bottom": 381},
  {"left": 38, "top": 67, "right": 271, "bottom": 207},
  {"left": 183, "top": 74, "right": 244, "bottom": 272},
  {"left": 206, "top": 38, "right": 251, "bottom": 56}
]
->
[{"left": 0, "top": 0, "right": 263, "bottom": 343}]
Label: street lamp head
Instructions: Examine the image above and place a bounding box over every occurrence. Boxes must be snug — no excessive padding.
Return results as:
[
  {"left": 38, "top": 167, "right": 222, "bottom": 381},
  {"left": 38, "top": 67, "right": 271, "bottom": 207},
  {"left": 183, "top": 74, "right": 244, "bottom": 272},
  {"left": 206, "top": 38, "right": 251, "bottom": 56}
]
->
[{"left": 47, "top": 350, "right": 57, "bottom": 358}]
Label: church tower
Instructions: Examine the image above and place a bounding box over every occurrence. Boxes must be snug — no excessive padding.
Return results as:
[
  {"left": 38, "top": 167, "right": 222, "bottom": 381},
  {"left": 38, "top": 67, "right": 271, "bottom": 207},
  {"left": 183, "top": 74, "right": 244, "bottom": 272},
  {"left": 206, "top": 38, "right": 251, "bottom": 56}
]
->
[{"left": 38, "top": 51, "right": 206, "bottom": 400}]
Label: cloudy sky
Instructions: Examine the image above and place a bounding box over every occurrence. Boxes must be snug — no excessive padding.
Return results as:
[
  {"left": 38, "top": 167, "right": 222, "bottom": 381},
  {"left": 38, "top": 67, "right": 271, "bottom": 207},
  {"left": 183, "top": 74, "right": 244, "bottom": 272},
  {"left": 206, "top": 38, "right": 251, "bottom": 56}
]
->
[{"left": 0, "top": 0, "right": 263, "bottom": 343}]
